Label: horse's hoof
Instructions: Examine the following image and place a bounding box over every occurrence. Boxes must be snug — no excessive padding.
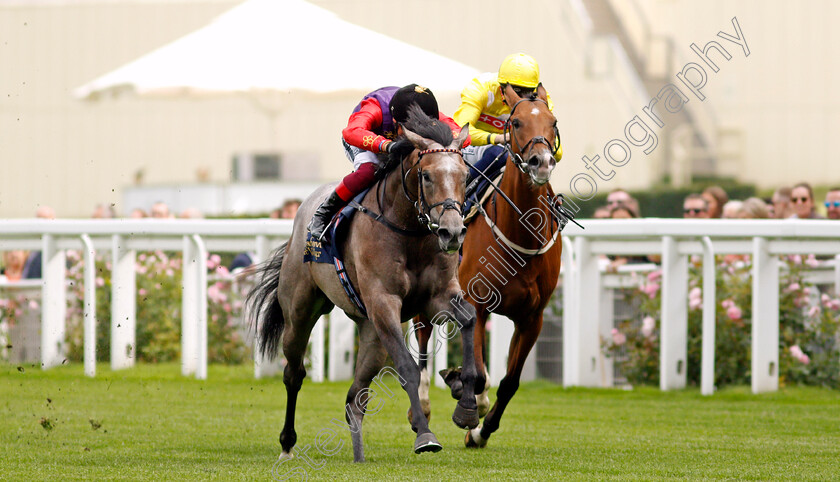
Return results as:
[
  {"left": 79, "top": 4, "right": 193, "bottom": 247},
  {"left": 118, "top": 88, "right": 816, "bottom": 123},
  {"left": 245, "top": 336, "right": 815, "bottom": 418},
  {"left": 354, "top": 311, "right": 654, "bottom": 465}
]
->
[
  {"left": 465, "top": 427, "right": 488, "bottom": 449},
  {"left": 439, "top": 367, "right": 463, "bottom": 399},
  {"left": 414, "top": 432, "right": 443, "bottom": 454},
  {"left": 452, "top": 402, "right": 479, "bottom": 429}
]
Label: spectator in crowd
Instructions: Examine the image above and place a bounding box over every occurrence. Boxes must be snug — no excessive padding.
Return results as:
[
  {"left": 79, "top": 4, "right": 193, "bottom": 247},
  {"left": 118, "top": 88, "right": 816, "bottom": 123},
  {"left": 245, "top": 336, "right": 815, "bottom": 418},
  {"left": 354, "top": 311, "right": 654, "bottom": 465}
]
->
[
  {"left": 150, "top": 201, "right": 173, "bottom": 219},
  {"left": 91, "top": 204, "right": 117, "bottom": 218},
  {"left": 739, "top": 197, "right": 770, "bottom": 219},
  {"left": 179, "top": 207, "right": 203, "bottom": 219},
  {"left": 21, "top": 206, "right": 55, "bottom": 279},
  {"left": 683, "top": 194, "right": 710, "bottom": 219},
  {"left": 606, "top": 188, "right": 640, "bottom": 217},
  {"left": 721, "top": 200, "right": 744, "bottom": 219},
  {"left": 280, "top": 199, "right": 302, "bottom": 219},
  {"left": 790, "top": 182, "right": 823, "bottom": 219},
  {"left": 593, "top": 206, "right": 611, "bottom": 219},
  {"left": 605, "top": 204, "right": 650, "bottom": 271},
  {"left": 771, "top": 186, "right": 794, "bottom": 219},
  {"left": 130, "top": 208, "right": 148, "bottom": 218},
  {"left": 702, "top": 185, "right": 729, "bottom": 219},
  {"left": 823, "top": 187, "right": 840, "bottom": 220},
  {"left": 1, "top": 250, "right": 28, "bottom": 282}
]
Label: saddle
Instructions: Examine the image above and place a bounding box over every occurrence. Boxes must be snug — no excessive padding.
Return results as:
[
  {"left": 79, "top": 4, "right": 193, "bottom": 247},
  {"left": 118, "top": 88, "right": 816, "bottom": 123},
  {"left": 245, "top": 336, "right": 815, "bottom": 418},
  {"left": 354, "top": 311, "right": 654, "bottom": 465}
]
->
[{"left": 303, "top": 189, "right": 370, "bottom": 317}]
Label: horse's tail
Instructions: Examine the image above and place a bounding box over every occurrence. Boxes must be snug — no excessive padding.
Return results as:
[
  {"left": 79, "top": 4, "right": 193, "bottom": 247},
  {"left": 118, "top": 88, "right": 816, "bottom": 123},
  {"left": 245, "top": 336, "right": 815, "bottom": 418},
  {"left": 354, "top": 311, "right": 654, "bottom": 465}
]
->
[{"left": 245, "top": 242, "right": 287, "bottom": 360}]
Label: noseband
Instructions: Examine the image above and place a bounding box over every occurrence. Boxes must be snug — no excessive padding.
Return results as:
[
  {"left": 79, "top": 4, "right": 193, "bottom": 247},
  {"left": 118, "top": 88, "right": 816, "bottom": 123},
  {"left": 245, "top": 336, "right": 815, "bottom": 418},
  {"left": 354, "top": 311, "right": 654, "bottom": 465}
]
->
[
  {"left": 400, "top": 148, "right": 465, "bottom": 232},
  {"left": 503, "top": 97, "right": 561, "bottom": 178}
]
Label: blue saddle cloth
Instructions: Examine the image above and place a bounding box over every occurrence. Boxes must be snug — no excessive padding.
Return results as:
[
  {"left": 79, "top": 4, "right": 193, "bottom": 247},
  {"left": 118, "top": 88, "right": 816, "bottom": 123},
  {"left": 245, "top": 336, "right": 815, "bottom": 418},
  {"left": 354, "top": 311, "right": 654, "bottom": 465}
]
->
[{"left": 303, "top": 190, "right": 369, "bottom": 317}]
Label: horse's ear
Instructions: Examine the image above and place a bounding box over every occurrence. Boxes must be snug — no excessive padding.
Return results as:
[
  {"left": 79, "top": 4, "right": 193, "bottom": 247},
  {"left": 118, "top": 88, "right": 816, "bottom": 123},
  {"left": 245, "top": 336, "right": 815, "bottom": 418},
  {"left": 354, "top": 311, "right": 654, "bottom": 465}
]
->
[
  {"left": 452, "top": 123, "right": 470, "bottom": 149},
  {"left": 403, "top": 127, "right": 434, "bottom": 151},
  {"left": 502, "top": 83, "right": 521, "bottom": 105},
  {"left": 536, "top": 83, "right": 548, "bottom": 102}
]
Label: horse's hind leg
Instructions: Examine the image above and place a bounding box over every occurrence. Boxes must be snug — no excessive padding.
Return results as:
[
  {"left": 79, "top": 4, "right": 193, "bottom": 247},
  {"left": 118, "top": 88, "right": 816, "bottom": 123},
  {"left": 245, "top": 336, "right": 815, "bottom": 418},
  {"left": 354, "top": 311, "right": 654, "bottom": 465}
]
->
[
  {"left": 466, "top": 314, "right": 542, "bottom": 449},
  {"left": 343, "top": 319, "right": 387, "bottom": 463},
  {"left": 278, "top": 306, "right": 323, "bottom": 457}
]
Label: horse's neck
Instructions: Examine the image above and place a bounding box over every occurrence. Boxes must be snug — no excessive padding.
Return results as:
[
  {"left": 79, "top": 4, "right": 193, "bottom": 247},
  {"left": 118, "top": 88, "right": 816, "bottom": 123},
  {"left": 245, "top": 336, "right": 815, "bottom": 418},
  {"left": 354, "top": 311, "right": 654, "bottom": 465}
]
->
[{"left": 493, "top": 159, "right": 555, "bottom": 247}]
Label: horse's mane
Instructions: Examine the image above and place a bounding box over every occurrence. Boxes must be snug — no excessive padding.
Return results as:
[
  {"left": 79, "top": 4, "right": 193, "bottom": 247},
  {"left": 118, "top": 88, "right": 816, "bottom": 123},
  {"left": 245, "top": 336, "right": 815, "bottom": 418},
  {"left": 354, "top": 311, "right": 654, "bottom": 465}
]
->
[{"left": 377, "top": 104, "right": 455, "bottom": 175}]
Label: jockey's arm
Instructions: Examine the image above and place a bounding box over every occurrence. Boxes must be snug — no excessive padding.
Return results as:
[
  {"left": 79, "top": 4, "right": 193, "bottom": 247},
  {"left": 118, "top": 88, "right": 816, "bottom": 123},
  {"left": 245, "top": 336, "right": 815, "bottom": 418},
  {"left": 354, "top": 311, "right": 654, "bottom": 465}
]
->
[
  {"left": 342, "top": 98, "right": 390, "bottom": 153},
  {"left": 453, "top": 79, "right": 502, "bottom": 146}
]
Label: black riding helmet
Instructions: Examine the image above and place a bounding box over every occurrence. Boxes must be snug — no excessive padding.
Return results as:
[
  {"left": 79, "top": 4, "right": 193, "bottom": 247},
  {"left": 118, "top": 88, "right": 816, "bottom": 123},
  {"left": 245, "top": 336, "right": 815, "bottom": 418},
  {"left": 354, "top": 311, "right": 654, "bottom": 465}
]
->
[{"left": 390, "top": 84, "right": 439, "bottom": 125}]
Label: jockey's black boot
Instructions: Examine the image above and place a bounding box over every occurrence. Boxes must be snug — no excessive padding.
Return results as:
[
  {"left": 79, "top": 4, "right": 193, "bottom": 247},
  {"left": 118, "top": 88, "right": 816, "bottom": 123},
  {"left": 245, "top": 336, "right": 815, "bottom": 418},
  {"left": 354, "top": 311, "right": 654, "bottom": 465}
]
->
[{"left": 308, "top": 191, "right": 344, "bottom": 241}]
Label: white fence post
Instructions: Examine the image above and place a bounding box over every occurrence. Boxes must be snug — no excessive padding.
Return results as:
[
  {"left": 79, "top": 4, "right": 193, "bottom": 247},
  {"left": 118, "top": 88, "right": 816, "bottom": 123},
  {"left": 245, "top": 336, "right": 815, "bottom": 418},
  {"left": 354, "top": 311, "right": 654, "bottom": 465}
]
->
[
  {"left": 111, "top": 234, "right": 136, "bottom": 370},
  {"left": 489, "top": 314, "right": 513, "bottom": 386},
  {"left": 561, "top": 236, "right": 576, "bottom": 387},
  {"left": 309, "top": 316, "right": 325, "bottom": 383},
  {"left": 182, "top": 236, "right": 198, "bottom": 376},
  {"left": 700, "top": 237, "right": 716, "bottom": 395},
  {"left": 434, "top": 326, "right": 448, "bottom": 389},
  {"left": 192, "top": 235, "right": 208, "bottom": 380},
  {"left": 41, "top": 234, "right": 66, "bottom": 369},
  {"left": 660, "top": 236, "right": 688, "bottom": 390},
  {"left": 328, "top": 310, "right": 355, "bottom": 381},
  {"left": 752, "top": 237, "right": 779, "bottom": 393},
  {"left": 80, "top": 234, "right": 96, "bottom": 377},
  {"left": 567, "top": 236, "right": 601, "bottom": 386}
]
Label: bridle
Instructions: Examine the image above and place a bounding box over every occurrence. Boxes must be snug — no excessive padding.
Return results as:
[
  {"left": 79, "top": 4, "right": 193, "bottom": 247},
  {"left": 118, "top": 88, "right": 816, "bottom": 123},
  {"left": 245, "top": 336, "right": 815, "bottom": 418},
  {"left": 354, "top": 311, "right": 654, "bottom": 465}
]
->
[
  {"left": 399, "top": 148, "right": 466, "bottom": 232},
  {"left": 502, "top": 96, "right": 561, "bottom": 183}
]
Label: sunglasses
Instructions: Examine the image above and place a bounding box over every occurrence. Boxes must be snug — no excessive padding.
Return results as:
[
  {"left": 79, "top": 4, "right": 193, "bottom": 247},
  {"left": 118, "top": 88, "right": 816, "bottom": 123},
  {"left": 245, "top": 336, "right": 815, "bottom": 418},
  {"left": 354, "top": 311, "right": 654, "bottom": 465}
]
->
[
  {"left": 684, "top": 208, "right": 706, "bottom": 214},
  {"left": 825, "top": 201, "right": 840, "bottom": 208}
]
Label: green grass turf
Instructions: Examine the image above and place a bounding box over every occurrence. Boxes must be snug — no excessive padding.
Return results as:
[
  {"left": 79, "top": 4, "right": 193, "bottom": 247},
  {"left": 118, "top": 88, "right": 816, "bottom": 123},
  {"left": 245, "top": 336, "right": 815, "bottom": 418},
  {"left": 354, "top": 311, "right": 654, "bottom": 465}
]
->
[{"left": 1, "top": 363, "right": 839, "bottom": 481}]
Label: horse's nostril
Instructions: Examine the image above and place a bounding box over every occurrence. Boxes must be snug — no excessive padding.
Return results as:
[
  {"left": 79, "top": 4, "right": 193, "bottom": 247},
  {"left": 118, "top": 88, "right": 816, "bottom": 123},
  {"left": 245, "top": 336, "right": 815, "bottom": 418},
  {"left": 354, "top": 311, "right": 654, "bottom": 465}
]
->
[
  {"left": 528, "top": 157, "right": 540, "bottom": 167},
  {"left": 438, "top": 228, "right": 452, "bottom": 240},
  {"left": 460, "top": 227, "right": 467, "bottom": 237}
]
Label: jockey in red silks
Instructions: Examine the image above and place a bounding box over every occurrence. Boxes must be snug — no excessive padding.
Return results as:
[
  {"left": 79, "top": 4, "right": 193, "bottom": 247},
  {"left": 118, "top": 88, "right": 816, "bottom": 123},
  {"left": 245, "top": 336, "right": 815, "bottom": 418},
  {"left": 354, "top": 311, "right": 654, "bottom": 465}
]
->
[{"left": 308, "top": 84, "right": 469, "bottom": 240}]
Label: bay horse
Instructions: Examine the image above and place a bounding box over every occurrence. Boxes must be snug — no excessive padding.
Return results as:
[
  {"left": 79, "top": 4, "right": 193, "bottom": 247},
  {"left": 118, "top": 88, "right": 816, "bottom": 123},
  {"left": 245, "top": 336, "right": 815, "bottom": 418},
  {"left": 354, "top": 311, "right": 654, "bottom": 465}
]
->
[
  {"left": 246, "top": 105, "right": 479, "bottom": 463},
  {"left": 413, "top": 84, "right": 563, "bottom": 448}
]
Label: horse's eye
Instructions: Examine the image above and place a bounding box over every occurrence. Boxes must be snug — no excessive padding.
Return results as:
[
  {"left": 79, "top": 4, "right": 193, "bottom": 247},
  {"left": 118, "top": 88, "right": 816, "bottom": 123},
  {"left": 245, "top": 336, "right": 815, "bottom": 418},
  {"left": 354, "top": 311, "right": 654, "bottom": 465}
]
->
[
  {"left": 511, "top": 118, "right": 521, "bottom": 129},
  {"left": 421, "top": 171, "right": 431, "bottom": 183}
]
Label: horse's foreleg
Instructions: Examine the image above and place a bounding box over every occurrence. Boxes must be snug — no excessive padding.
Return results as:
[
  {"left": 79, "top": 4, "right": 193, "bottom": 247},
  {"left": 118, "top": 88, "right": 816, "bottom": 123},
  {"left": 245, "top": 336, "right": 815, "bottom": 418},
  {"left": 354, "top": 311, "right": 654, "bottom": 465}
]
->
[
  {"left": 344, "top": 319, "right": 387, "bottom": 463},
  {"left": 407, "top": 315, "right": 434, "bottom": 425},
  {"left": 368, "top": 298, "right": 442, "bottom": 454},
  {"left": 449, "top": 295, "right": 480, "bottom": 430},
  {"left": 473, "top": 310, "right": 491, "bottom": 418},
  {"left": 467, "top": 314, "right": 543, "bottom": 448}
]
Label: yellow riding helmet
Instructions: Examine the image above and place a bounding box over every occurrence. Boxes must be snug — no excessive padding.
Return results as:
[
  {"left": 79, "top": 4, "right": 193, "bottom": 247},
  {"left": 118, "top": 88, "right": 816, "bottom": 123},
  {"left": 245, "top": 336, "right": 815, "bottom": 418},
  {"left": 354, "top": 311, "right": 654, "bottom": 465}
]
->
[{"left": 497, "top": 53, "right": 540, "bottom": 89}]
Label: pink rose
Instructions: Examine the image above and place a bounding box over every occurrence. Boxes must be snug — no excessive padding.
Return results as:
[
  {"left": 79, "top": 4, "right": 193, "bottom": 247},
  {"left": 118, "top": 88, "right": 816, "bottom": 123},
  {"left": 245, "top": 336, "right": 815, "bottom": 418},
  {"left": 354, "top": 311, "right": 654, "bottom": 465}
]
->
[
  {"left": 647, "top": 270, "right": 662, "bottom": 283},
  {"left": 726, "top": 305, "right": 742, "bottom": 321},
  {"left": 641, "top": 316, "right": 656, "bottom": 338},
  {"left": 786, "top": 283, "right": 800, "bottom": 293},
  {"left": 138, "top": 288, "right": 147, "bottom": 297},
  {"left": 28, "top": 300, "right": 39, "bottom": 310},
  {"left": 805, "top": 255, "right": 819, "bottom": 268},
  {"left": 688, "top": 287, "right": 702, "bottom": 310},
  {"left": 790, "top": 345, "right": 810, "bottom": 365},
  {"left": 95, "top": 277, "right": 105, "bottom": 287},
  {"left": 808, "top": 306, "right": 821, "bottom": 318},
  {"left": 642, "top": 283, "right": 660, "bottom": 299},
  {"left": 611, "top": 328, "right": 626, "bottom": 346},
  {"left": 791, "top": 254, "right": 802, "bottom": 265},
  {"left": 722, "top": 299, "right": 734, "bottom": 309}
]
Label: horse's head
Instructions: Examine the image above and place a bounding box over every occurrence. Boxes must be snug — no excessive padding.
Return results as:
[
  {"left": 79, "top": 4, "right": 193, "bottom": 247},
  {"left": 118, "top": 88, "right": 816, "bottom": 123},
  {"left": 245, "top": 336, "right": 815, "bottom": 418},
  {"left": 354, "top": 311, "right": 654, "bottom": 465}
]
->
[
  {"left": 502, "top": 83, "right": 561, "bottom": 186},
  {"left": 400, "top": 106, "right": 471, "bottom": 253}
]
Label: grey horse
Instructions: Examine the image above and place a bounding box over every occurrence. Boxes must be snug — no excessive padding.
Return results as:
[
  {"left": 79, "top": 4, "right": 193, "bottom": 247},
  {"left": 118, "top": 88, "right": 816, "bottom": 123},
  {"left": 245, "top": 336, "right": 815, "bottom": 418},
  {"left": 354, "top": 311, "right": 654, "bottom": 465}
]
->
[{"left": 246, "top": 106, "right": 480, "bottom": 463}]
